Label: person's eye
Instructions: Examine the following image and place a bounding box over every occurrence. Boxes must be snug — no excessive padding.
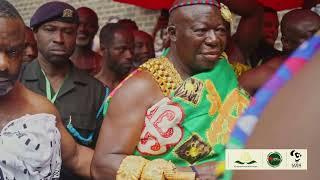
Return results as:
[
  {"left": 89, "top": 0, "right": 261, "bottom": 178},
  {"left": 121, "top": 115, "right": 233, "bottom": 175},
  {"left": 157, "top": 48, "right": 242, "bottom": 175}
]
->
[
  {"left": 7, "top": 48, "right": 20, "bottom": 58},
  {"left": 195, "top": 28, "right": 207, "bottom": 33},
  {"left": 215, "top": 27, "right": 227, "bottom": 35},
  {"left": 194, "top": 28, "right": 207, "bottom": 36},
  {"left": 64, "top": 29, "right": 75, "bottom": 35},
  {"left": 116, "top": 47, "right": 125, "bottom": 52},
  {"left": 44, "top": 26, "right": 55, "bottom": 32}
]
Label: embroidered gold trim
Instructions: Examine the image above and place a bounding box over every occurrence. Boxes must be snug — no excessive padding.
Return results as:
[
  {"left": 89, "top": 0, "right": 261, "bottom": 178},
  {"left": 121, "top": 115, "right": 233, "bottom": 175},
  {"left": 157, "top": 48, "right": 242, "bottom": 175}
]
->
[
  {"left": 139, "top": 57, "right": 183, "bottom": 96},
  {"left": 206, "top": 88, "right": 249, "bottom": 146},
  {"left": 230, "top": 62, "right": 251, "bottom": 77},
  {"left": 221, "top": 51, "right": 250, "bottom": 77}
]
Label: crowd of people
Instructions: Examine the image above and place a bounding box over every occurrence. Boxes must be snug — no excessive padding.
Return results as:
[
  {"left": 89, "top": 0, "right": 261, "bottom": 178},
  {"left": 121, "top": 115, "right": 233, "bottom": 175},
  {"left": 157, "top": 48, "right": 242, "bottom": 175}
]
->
[{"left": 0, "top": 0, "right": 319, "bottom": 179}]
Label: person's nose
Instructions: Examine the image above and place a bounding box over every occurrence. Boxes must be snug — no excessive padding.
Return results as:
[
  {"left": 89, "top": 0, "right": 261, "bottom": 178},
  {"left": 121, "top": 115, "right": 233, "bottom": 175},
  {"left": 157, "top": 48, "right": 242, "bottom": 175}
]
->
[
  {"left": 52, "top": 31, "right": 64, "bottom": 44},
  {"left": 78, "top": 23, "right": 86, "bottom": 33},
  {"left": 0, "top": 52, "right": 9, "bottom": 72},
  {"left": 124, "top": 49, "right": 133, "bottom": 61},
  {"left": 141, "top": 44, "right": 149, "bottom": 54},
  {"left": 205, "top": 30, "right": 219, "bottom": 47}
]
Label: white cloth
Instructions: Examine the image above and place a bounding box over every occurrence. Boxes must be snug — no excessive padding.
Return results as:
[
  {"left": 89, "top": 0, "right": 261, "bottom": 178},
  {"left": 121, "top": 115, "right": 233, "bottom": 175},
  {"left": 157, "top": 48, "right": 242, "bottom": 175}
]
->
[{"left": 0, "top": 113, "right": 61, "bottom": 180}]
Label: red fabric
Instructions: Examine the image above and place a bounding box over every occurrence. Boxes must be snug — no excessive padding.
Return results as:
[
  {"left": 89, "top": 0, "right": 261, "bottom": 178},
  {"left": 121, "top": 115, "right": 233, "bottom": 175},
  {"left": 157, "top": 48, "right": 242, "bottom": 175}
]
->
[
  {"left": 258, "top": 0, "right": 303, "bottom": 11},
  {"left": 114, "top": 0, "right": 174, "bottom": 10},
  {"left": 114, "top": 0, "right": 304, "bottom": 11}
]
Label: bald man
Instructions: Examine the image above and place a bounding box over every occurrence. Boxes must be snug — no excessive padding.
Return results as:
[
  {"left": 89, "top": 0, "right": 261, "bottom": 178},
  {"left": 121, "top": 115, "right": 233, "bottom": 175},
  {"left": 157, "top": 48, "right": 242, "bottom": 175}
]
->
[
  {"left": 91, "top": 0, "right": 249, "bottom": 179},
  {"left": 71, "top": 7, "right": 102, "bottom": 75},
  {"left": 239, "top": 9, "right": 320, "bottom": 95},
  {"left": 132, "top": 30, "right": 155, "bottom": 68},
  {"left": 23, "top": 26, "right": 38, "bottom": 62}
]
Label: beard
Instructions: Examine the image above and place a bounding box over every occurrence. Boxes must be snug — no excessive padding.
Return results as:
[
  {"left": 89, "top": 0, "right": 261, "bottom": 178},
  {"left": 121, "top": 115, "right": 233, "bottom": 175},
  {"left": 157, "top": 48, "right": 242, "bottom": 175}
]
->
[{"left": 106, "top": 52, "right": 132, "bottom": 77}]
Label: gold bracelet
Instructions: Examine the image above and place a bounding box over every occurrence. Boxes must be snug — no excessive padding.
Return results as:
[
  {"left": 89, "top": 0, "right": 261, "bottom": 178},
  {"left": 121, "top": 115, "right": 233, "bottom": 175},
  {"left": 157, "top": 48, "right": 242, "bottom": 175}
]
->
[
  {"left": 116, "top": 156, "right": 149, "bottom": 180},
  {"left": 141, "top": 159, "right": 195, "bottom": 180}
]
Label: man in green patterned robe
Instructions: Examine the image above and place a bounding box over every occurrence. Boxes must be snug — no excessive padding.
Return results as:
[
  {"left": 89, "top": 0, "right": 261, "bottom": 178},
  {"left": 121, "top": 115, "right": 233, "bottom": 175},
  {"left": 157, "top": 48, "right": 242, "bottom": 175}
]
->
[{"left": 91, "top": 0, "right": 249, "bottom": 179}]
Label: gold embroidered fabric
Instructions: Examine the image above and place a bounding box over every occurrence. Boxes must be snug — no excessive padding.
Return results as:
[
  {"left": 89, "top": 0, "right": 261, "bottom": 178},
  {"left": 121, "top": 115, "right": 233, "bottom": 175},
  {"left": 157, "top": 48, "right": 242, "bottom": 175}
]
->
[
  {"left": 230, "top": 62, "right": 251, "bottom": 77},
  {"left": 139, "top": 57, "right": 183, "bottom": 96},
  {"left": 220, "top": 3, "right": 233, "bottom": 23},
  {"left": 221, "top": 52, "right": 251, "bottom": 77}
]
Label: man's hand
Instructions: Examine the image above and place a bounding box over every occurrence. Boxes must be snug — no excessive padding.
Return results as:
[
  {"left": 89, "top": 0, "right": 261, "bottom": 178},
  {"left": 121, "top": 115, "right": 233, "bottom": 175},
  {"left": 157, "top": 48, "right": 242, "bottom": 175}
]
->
[
  {"left": 194, "top": 162, "right": 217, "bottom": 180},
  {"left": 177, "top": 162, "right": 217, "bottom": 180}
]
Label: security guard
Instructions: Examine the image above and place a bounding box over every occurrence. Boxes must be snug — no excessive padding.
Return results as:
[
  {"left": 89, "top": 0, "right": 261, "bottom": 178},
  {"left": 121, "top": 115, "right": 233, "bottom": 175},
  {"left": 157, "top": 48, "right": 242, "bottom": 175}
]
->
[{"left": 20, "top": 1, "right": 106, "bottom": 179}]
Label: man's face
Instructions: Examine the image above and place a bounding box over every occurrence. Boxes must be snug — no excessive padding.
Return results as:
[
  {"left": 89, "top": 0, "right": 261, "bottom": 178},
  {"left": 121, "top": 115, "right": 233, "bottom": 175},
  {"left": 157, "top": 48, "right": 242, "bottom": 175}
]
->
[
  {"left": 281, "top": 20, "right": 320, "bottom": 55},
  {"left": 262, "top": 12, "right": 279, "bottom": 46},
  {"left": 0, "top": 18, "right": 25, "bottom": 96},
  {"left": 35, "top": 21, "right": 77, "bottom": 65},
  {"left": 171, "top": 5, "right": 227, "bottom": 73},
  {"left": 23, "top": 27, "right": 38, "bottom": 62},
  {"left": 104, "top": 30, "right": 134, "bottom": 76},
  {"left": 133, "top": 31, "right": 155, "bottom": 66},
  {"left": 76, "top": 10, "right": 98, "bottom": 47}
]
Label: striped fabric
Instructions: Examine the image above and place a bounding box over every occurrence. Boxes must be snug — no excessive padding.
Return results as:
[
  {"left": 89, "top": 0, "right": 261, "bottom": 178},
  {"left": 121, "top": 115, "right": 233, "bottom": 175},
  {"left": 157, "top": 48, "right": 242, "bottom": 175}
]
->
[{"left": 169, "top": 0, "right": 220, "bottom": 13}]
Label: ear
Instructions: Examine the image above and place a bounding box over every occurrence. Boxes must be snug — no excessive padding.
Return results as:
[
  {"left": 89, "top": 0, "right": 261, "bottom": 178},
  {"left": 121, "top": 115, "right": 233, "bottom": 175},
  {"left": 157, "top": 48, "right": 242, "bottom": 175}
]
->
[{"left": 167, "top": 25, "right": 177, "bottom": 42}]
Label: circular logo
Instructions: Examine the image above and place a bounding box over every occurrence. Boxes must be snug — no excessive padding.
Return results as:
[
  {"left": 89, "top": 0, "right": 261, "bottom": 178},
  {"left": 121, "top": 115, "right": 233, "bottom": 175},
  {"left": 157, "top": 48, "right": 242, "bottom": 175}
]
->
[{"left": 267, "top": 152, "right": 282, "bottom": 167}]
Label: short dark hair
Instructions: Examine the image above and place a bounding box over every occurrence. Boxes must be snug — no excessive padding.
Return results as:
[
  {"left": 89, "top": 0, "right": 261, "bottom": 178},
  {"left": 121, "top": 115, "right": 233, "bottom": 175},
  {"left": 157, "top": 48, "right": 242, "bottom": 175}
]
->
[
  {"left": 118, "top": 18, "right": 138, "bottom": 30},
  {"left": 100, "top": 22, "right": 126, "bottom": 47},
  {"left": 0, "top": 0, "right": 23, "bottom": 20}
]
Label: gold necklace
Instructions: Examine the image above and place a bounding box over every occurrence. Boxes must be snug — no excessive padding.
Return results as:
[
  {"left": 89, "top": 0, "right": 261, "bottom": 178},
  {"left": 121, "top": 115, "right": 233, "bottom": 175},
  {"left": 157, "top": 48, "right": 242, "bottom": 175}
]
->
[{"left": 139, "top": 57, "right": 183, "bottom": 96}]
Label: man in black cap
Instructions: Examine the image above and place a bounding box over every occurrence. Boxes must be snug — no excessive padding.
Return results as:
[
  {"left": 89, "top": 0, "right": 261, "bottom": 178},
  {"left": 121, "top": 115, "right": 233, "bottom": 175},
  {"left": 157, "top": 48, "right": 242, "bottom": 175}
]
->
[
  {"left": 0, "top": 0, "right": 93, "bottom": 179},
  {"left": 20, "top": 1, "right": 106, "bottom": 179}
]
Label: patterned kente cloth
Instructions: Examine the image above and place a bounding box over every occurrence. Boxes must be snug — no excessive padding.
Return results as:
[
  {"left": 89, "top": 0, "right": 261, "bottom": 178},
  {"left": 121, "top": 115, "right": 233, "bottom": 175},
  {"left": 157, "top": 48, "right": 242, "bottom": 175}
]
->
[{"left": 103, "top": 57, "right": 249, "bottom": 167}]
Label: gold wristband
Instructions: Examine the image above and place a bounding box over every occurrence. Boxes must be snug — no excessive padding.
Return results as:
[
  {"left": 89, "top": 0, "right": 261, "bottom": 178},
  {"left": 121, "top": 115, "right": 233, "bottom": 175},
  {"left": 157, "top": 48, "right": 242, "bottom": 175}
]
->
[
  {"left": 141, "top": 159, "right": 195, "bottom": 180},
  {"left": 116, "top": 156, "right": 149, "bottom": 180}
]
